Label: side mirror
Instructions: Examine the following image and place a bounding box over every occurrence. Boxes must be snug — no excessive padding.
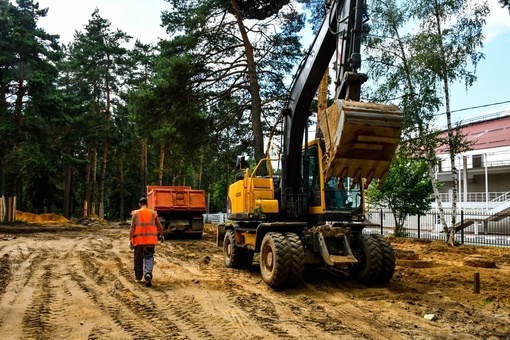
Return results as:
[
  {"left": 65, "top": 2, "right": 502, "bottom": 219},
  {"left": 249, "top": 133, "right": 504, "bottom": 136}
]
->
[{"left": 236, "top": 155, "right": 246, "bottom": 169}]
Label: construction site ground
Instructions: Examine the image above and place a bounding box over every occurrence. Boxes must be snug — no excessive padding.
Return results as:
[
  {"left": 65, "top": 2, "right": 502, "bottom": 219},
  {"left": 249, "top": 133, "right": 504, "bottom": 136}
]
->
[{"left": 0, "top": 220, "right": 509, "bottom": 339}]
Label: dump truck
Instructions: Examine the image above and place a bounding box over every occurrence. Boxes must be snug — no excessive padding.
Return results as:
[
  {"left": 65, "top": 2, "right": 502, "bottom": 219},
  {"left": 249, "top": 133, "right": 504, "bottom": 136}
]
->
[
  {"left": 218, "top": 0, "right": 404, "bottom": 288},
  {"left": 147, "top": 185, "right": 206, "bottom": 239}
]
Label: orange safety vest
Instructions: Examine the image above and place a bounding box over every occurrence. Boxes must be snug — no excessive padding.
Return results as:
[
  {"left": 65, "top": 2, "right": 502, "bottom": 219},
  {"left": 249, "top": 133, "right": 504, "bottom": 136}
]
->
[{"left": 132, "top": 208, "right": 159, "bottom": 246}]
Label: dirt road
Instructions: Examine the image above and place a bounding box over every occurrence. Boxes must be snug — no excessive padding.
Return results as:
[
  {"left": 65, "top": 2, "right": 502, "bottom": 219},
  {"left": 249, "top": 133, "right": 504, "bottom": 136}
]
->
[{"left": 0, "top": 223, "right": 509, "bottom": 339}]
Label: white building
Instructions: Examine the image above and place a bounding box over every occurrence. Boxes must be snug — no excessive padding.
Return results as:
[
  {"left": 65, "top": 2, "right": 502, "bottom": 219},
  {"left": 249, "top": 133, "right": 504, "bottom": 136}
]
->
[{"left": 435, "top": 113, "right": 510, "bottom": 214}]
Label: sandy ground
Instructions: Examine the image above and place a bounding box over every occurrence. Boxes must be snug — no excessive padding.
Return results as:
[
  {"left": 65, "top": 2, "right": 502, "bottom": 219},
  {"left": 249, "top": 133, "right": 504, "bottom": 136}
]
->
[{"left": 0, "top": 222, "right": 509, "bottom": 340}]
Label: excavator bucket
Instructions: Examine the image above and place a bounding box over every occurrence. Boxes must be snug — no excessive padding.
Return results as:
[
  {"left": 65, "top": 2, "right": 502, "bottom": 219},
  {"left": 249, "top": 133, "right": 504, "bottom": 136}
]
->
[{"left": 318, "top": 99, "right": 403, "bottom": 188}]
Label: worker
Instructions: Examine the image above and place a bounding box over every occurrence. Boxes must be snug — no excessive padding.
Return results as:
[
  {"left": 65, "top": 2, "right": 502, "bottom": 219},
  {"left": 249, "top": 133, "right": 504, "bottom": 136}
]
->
[{"left": 130, "top": 196, "right": 164, "bottom": 287}]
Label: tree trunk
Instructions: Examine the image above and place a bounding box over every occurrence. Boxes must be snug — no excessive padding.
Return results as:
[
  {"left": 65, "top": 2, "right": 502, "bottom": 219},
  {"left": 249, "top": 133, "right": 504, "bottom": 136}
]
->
[
  {"left": 318, "top": 70, "right": 329, "bottom": 111},
  {"left": 5, "top": 59, "right": 27, "bottom": 221},
  {"left": 119, "top": 158, "right": 125, "bottom": 222},
  {"left": 63, "top": 163, "right": 72, "bottom": 218},
  {"left": 433, "top": 3, "right": 457, "bottom": 246},
  {"left": 158, "top": 143, "right": 165, "bottom": 186},
  {"left": 231, "top": 0, "right": 266, "bottom": 170},
  {"left": 198, "top": 154, "right": 203, "bottom": 189},
  {"left": 0, "top": 195, "right": 4, "bottom": 223},
  {"left": 99, "top": 63, "right": 112, "bottom": 219},
  {"left": 141, "top": 139, "right": 148, "bottom": 196},
  {"left": 428, "top": 161, "right": 447, "bottom": 226},
  {"left": 444, "top": 79, "right": 458, "bottom": 246},
  {"left": 316, "top": 69, "right": 329, "bottom": 139},
  {"left": 99, "top": 140, "right": 108, "bottom": 219},
  {"left": 5, "top": 175, "right": 17, "bottom": 222},
  {"left": 83, "top": 145, "right": 92, "bottom": 217},
  {"left": 90, "top": 145, "right": 98, "bottom": 215}
]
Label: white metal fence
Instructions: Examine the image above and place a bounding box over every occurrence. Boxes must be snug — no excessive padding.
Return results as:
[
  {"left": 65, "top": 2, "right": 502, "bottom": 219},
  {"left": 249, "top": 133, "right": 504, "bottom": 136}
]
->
[{"left": 365, "top": 209, "right": 510, "bottom": 247}]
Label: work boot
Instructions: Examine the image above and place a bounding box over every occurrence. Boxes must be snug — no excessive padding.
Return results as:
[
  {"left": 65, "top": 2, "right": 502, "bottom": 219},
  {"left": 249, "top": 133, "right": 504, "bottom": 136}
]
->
[{"left": 144, "top": 273, "right": 152, "bottom": 287}]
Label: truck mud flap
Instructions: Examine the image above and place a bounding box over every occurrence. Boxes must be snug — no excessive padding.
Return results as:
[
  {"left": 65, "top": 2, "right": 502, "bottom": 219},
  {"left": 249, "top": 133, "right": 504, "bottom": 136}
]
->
[{"left": 319, "top": 99, "right": 403, "bottom": 187}]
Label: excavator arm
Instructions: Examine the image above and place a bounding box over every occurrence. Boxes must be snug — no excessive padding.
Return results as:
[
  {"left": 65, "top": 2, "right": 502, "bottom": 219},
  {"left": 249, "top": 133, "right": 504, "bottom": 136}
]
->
[{"left": 280, "top": 0, "right": 403, "bottom": 217}]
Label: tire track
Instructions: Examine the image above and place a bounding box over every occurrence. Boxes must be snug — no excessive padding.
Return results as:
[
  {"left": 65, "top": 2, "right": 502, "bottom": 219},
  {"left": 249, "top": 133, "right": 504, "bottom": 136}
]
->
[
  {"left": 154, "top": 287, "right": 248, "bottom": 340},
  {"left": 221, "top": 271, "right": 360, "bottom": 339},
  {"left": 111, "top": 249, "right": 226, "bottom": 339},
  {"left": 19, "top": 246, "right": 87, "bottom": 339},
  {"left": 146, "top": 235, "right": 366, "bottom": 339},
  {"left": 70, "top": 268, "right": 162, "bottom": 339},
  {"left": 0, "top": 253, "right": 12, "bottom": 301},
  {"left": 0, "top": 248, "right": 48, "bottom": 338},
  {"left": 22, "top": 263, "right": 55, "bottom": 339},
  {"left": 224, "top": 282, "right": 291, "bottom": 338},
  {"left": 119, "top": 239, "right": 273, "bottom": 339},
  {"left": 75, "top": 251, "right": 181, "bottom": 338}
]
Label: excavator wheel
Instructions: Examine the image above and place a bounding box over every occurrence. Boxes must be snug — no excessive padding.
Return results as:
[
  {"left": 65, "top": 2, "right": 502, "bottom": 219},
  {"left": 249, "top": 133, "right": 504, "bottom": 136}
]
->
[
  {"left": 223, "top": 229, "right": 253, "bottom": 269},
  {"left": 260, "top": 232, "right": 289, "bottom": 288},
  {"left": 349, "top": 233, "right": 383, "bottom": 284},
  {"left": 284, "top": 232, "right": 305, "bottom": 287},
  {"left": 371, "top": 234, "right": 396, "bottom": 283}
]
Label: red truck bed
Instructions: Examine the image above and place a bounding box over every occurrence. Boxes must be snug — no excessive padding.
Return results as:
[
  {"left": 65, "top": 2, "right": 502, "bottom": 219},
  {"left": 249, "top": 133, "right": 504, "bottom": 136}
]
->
[
  {"left": 147, "top": 185, "right": 206, "bottom": 212},
  {"left": 146, "top": 186, "right": 206, "bottom": 238}
]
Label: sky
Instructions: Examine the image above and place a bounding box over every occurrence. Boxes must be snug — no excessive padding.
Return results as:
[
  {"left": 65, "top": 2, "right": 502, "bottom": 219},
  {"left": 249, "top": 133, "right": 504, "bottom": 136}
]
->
[{"left": 35, "top": 0, "right": 510, "bottom": 127}]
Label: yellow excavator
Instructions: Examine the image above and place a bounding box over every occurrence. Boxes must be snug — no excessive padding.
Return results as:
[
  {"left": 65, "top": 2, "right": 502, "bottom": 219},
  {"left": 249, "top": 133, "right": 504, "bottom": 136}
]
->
[{"left": 218, "top": 0, "right": 403, "bottom": 288}]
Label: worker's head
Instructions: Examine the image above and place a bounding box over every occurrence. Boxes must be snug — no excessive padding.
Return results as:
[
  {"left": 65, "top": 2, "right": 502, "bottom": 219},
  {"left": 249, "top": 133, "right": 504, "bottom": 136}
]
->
[{"left": 138, "top": 197, "right": 147, "bottom": 206}]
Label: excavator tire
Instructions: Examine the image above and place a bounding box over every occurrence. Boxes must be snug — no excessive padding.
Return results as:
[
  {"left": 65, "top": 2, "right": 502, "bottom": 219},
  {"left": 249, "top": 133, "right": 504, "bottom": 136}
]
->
[
  {"left": 371, "top": 234, "right": 396, "bottom": 283},
  {"left": 223, "top": 229, "right": 253, "bottom": 269},
  {"left": 260, "top": 232, "right": 290, "bottom": 288},
  {"left": 284, "top": 232, "right": 304, "bottom": 287},
  {"left": 349, "top": 233, "right": 383, "bottom": 283}
]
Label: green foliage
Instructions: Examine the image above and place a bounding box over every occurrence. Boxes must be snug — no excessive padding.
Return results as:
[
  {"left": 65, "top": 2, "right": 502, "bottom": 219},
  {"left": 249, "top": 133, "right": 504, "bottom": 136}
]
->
[
  {"left": 368, "top": 152, "right": 434, "bottom": 237},
  {"left": 499, "top": 0, "right": 510, "bottom": 14},
  {"left": 0, "top": 0, "right": 62, "bottom": 207},
  {"left": 364, "top": 0, "right": 489, "bottom": 242},
  {"left": 161, "top": 0, "right": 304, "bottom": 161},
  {"left": 235, "top": 0, "right": 291, "bottom": 20},
  {"left": 409, "top": 0, "right": 489, "bottom": 91}
]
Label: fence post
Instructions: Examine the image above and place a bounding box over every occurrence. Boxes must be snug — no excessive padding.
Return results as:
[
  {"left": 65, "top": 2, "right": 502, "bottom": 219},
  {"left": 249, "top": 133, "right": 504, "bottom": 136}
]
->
[
  {"left": 461, "top": 210, "right": 464, "bottom": 245},
  {"left": 380, "top": 209, "right": 383, "bottom": 235},
  {"left": 417, "top": 214, "right": 421, "bottom": 239}
]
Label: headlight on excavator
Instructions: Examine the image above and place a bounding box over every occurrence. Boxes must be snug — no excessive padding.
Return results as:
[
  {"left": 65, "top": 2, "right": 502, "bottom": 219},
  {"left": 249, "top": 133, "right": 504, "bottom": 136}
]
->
[
  {"left": 351, "top": 214, "right": 365, "bottom": 222},
  {"left": 248, "top": 213, "right": 266, "bottom": 220}
]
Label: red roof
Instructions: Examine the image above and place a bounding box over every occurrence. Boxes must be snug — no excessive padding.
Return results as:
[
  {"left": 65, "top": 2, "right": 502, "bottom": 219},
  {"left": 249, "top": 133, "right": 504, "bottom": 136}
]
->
[{"left": 436, "top": 115, "right": 510, "bottom": 154}]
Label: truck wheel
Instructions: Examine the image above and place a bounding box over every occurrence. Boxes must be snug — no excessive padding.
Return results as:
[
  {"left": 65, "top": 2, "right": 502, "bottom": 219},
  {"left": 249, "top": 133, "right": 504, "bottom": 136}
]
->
[
  {"left": 349, "top": 234, "right": 383, "bottom": 284},
  {"left": 260, "top": 232, "right": 289, "bottom": 288},
  {"left": 284, "top": 232, "right": 304, "bottom": 287},
  {"left": 223, "top": 229, "right": 252, "bottom": 269},
  {"left": 371, "top": 234, "right": 396, "bottom": 283}
]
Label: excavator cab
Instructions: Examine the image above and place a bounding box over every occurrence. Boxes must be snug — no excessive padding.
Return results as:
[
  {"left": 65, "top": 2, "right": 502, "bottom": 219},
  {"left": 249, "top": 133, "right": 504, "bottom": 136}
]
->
[
  {"left": 324, "top": 177, "right": 361, "bottom": 211},
  {"left": 305, "top": 139, "right": 367, "bottom": 224}
]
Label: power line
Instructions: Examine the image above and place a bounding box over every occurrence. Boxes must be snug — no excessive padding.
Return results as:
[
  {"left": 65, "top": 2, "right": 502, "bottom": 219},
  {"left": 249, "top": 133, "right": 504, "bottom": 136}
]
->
[{"left": 435, "top": 99, "right": 510, "bottom": 116}]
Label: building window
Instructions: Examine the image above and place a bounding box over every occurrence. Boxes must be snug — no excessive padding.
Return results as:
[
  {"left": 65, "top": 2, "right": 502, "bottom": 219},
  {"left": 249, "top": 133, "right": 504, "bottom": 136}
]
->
[{"left": 472, "top": 155, "right": 482, "bottom": 168}]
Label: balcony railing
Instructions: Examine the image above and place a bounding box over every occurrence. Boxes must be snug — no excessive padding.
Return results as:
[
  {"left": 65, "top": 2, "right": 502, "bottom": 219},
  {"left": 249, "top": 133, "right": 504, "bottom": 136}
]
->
[{"left": 433, "top": 192, "right": 507, "bottom": 203}]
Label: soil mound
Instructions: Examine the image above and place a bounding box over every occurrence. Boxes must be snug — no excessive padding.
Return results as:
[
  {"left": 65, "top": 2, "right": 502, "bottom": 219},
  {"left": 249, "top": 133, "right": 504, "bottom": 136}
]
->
[{"left": 16, "top": 211, "right": 70, "bottom": 224}]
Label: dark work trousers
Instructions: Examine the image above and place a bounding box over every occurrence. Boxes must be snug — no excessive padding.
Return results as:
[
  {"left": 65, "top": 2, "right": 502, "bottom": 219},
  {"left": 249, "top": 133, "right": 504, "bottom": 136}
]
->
[{"left": 133, "top": 245, "right": 155, "bottom": 280}]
